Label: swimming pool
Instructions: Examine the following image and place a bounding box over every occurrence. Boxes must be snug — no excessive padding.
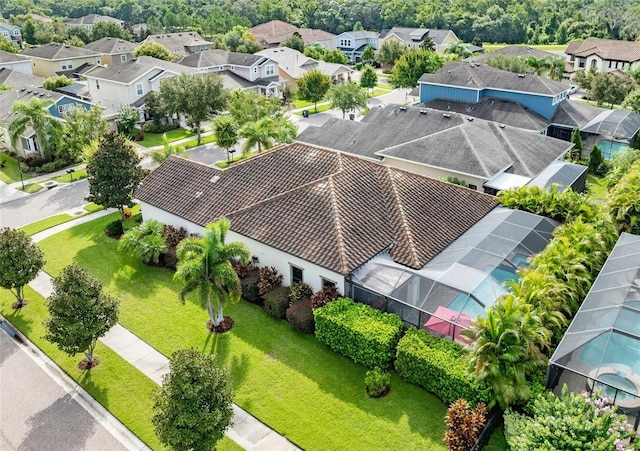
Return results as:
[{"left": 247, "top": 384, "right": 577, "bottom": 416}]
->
[{"left": 598, "top": 140, "right": 630, "bottom": 160}]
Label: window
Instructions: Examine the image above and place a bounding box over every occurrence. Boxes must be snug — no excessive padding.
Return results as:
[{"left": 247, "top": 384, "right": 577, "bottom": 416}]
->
[
  {"left": 578, "top": 58, "right": 586, "bottom": 68},
  {"left": 135, "top": 83, "right": 144, "bottom": 96},
  {"left": 1, "top": 31, "right": 8, "bottom": 38},
  {"left": 253, "top": 66, "right": 258, "bottom": 74},
  {"left": 121, "top": 54, "right": 127, "bottom": 62},
  {"left": 321, "top": 277, "right": 336, "bottom": 288},
  {"left": 265, "top": 64, "right": 275, "bottom": 76},
  {"left": 57, "top": 103, "right": 74, "bottom": 114},
  {"left": 291, "top": 265, "right": 303, "bottom": 284},
  {"left": 468, "top": 184, "right": 477, "bottom": 191},
  {"left": 96, "top": 57, "right": 101, "bottom": 64},
  {"left": 12, "top": 29, "right": 20, "bottom": 36},
  {"left": 96, "top": 79, "right": 100, "bottom": 90},
  {"left": 61, "top": 60, "right": 73, "bottom": 70},
  {"left": 339, "top": 39, "right": 352, "bottom": 47}
]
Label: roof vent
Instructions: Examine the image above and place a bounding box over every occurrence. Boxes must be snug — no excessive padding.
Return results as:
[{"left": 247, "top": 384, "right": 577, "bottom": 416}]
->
[
  {"left": 210, "top": 176, "right": 220, "bottom": 184},
  {"left": 39, "top": 92, "right": 44, "bottom": 97},
  {"left": 467, "top": 117, "right": 474, "bottom": 121},
  {"left": 194, "top": 191, "right": 203, "bottom": 198},
  {"left": 517, "top": 73, "right": 525, "bottom": 78},
  {"left": 20, "top": 87, "right": 25, "bottom": 91},
  {"left": 419, "top": 109, "right": 427, "bottom": 114},
  {"left": 64, "top": 44, "right": 70, "bottom": 48},
  {"left": 499, "top": 124, "right": 506, "bottom": 129},
  {"left": 399, "top": 106, "right": 407, "bottom": 111},
  {"left": 107, "top": 37, "right": 111, "bottom": 40},
  {"left": 443, "top": 113, "right": 451, "bottom": 118}
]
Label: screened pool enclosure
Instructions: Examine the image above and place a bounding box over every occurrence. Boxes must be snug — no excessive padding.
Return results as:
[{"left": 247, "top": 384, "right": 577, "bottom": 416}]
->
[
  {"left": 349, "top": 208, "right": 558, "bottom": 341},
  {"left": 547, "top": 233, "right": 640, "bottom": 427}
]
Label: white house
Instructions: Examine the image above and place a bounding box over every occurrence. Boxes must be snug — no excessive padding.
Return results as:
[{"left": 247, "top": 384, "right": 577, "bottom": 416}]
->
[
  {"left": 0, "top": 21, "right": 22, "bottom": 47},
  {"left": 378, "top": 27, "right": 459, "bottom": 54},
  {"left": 565, "top": 38, "right": 640, "bottom": 78},
  {"left": 316, "top": 30, "right": 379, "bottom": 63}
]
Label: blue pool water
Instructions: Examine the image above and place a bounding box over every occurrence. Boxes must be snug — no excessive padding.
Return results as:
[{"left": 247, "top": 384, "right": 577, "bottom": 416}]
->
[{"left": 598, "top": 140, "right": 630, "bottom": 160}]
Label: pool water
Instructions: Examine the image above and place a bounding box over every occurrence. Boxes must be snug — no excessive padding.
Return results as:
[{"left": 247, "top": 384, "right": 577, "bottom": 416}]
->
[
  {"left": 597, "top": 373, "right": 638, "bottom": 402},
  {"left": 598, "top": 140, "right": 630, "bottom": 160}
]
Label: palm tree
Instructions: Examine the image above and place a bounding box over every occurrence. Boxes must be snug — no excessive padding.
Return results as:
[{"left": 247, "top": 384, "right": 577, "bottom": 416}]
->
[
  {"left": 240, "top": 116, "right": 296, "bottom": 154},
  {"left": 150, "top": 133, "right": 185, "bottom": 164},
  {"left": 8, "top": 97, "right": 62, "bottom": 158},
  {"left": 119, "top": 219, "right": 168, "bottom": 264},
  {"left": 174, "top": 218, "right": 250, "bottom": 329}
]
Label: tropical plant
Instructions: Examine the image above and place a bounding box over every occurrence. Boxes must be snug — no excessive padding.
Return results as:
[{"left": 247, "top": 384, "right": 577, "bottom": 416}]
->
[
  {"left": 0, "top": 227, "right": 45, "bottom": 309},
  {"left": 257, "top": 266, "right": 283, "bottom": 296},
  {"left": 310, "top": 285, "right": 341, "bottom": 309},
  {"left": 240, "top": 116, "right": 296, "bottom": 154},
  {"left": 608, "top": 160, "right": 640, "bottom": 234},
  {"left": 326, "top": 82, "right": 368, "bottom": 118},
  {"left": 8, "top": 97, "right": 63, "bottom": 159},
  {"left": 444, "top": 399, "right": 487, "bottom": 451},
  {"left": 119, "top": 219, "right": 168, "bottom": 264},
  {"left": 605, "top": 147, "right": 640, "bottom": 187},
  {"left": 285, "top": 298, "right": 315, "bottom": 333},
  {"left": 174, "top": 218, "right": 250, "bottom": 329},
  {"left": 150, "top": 133, "right": 185, "bottom": 164},
  {"left": 43, "top": 75, "right": 74, "bottom": 91}
]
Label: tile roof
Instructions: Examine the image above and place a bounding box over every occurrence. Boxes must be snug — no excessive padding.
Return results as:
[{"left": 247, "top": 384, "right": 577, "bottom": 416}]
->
[
  {"left": 297, "top": 105, "right": 572, "bottom": 179},
  {"left": 20, "top": 43, "right": 101, "bottom": 60},
  {"left": 565, "top": 38, "right": 640, "bottom": 63},
  {"left": 0, "top": 49, "right": 28, "bottom": 63},
  {"left": 420, "top": 61, "right": 569, "bottom": 96},
  {"left": 84, "top": 55, "right": 198, "bottom": 83},
  {"left": 143, "top": 32, "right": 212, "bottom": 56},
  {"left": 63, "top": 14, "right": 123, "bottom": 26},
  {"left": 0, "top": 68, "right": 43, "bottom": 88},
  {"left": 135, "top": 143, "right": 498, "bottom": 273},
  {"left": 83, "top": 37, "right": 137, "bottom": 55},
  {"left": 249, "top": 20, "right": 335, "bottom": 45},
  {"left": 466, "top": 45, "right": 561, "bottom": 63}
]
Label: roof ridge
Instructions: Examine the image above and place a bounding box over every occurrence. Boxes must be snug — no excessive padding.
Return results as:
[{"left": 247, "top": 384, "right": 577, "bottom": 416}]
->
[
  {"left": 458, "top": 124, "right": 494, "bottom": 177},
  {"left": 488, "top": 122, "right": 533, "bottom": 176},
  {"left": 326, "top": 176, "right": 350, "bottom": 273}
]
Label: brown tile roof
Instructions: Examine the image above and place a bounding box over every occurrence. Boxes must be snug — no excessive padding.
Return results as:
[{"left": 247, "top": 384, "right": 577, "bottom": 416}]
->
[
  {"left": 565, "top": 38, "right": 640, "bottom": 63},
  {"left": 249, "top": 20, "right": 335, "bottom": 46},
  {"left": 136, "top": 144, "right": 498, "bottom": 273}
]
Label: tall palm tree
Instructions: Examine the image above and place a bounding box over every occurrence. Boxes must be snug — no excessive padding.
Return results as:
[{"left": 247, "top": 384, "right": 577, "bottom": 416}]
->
[
  {"left": 8, "top": 97, "right": 62, "bottom": 159},
  {"left": 240, "top": 116, "right": 296, "bottom": 154},
  {"left": 174, "top": 218, "right": 250, "bottom": 329}
]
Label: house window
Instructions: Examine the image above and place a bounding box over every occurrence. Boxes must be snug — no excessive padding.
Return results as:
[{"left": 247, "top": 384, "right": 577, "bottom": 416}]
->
[
  {"left": 96, "top": 79, "right": 100, "bottom": 90},
  {"left": 57, "top": 103, "right": 74, "bottom": 114},
  {"left": 339, "top": 39, "right": 352, "bottom": 47},
  {"left": 12, "top": 29, "right": 20, "bottom": 36},
  {"left": 1, "top": 31, "right": 8, "bottom": 38},
  {"left": 96, "top": 57, "right": 101, "bottom": 64},
  {"left": 321, "top": 277, "right": 336, "bottom": 288},
  {"left": 253, "top": 66, "right": 258, "bottom": 74},
  {"left": 265, "top": 64, "right": 275, "bottom": 76},
  {"left": 121, "top": 54, "right": 127, "bottom": 62},
  {"left": 61, "top": 60, "right": 73, "bottom": 70},
  {"left": 468, "top": 184, "right": 477, "bottom": 191},
  {"left": 578, "top": 58, "right": 586, "bottom": 68},
  {"left": 135, "top": 83, "right": 144, "bottom": 96},
  {"left": 291, "top": 265, "right": 303, "bottom": 284}
]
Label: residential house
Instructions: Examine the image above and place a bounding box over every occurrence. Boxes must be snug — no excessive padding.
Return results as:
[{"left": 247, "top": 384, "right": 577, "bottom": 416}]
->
[
  {"left": 297, "top": 104, "right": 578, "bottom": 194},
  {"left": 255, "top": 47, "right": 351, "bottom": 89},
  {"left": 378, "top": 27, "right": 458, "bottom": 54},
  {"left": 565, "top": 38, "right": 640, "bottom": 78},
  {"left": 83, "top": 55, "right": 198, "bottom": 111},
  {"left": 141, "top": 32, "right": 211, "bottom": 57},
  {"left": 0, "top": 68, "right": 43, "bottom": 89},
  {"left": 465, "top": 45, "right": 561, "bottom": 65},
  {"left": 177, "top": 49, "right": 282, "bottom": 97},
  {"left": 316, "top": 31, "right": 379, "bottom": 63},
  {"left": 20, "top": 43, "right": 102, "bottom": 78},
  {"left": 0, "top": 21, "right": 22, "bottom": 47},
  {"left": 83, "top": 37, "right": 137, "bottom": 66},
  {"left": 249, "top": 20, "right": 336, "bottom": 48},
  {"left": 62, "top": 14, "right": 124, "bottom": 31},
  {"left": 135, "top": 143, "right": 499, "bottom": 294},
  {"left": 0, "top": 50, "right": 32, "bottom": 75}
]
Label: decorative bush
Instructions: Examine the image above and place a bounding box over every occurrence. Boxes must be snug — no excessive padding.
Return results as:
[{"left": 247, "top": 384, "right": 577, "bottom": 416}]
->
[
  {"left": 263, "top": 286, "right": 290, "bottom": 319},
  {"left": 119, "top": 219, "right": 168, "bottom": 264},
  {"left": 122, "top": 213, "right": 143, "bottom": 232},
  {"left": 444, "top": 399, "right": 487, "bottom": 451},
  {"left": 288, "top": 282, "right": 313, "bottom": 304},
  {"left": 258, "top": 266, "right": 283, "bottom": 296},
  {"left": 395, "top": 328, "right": 490, "bottom": 406},
  {"left": 310, "top": 285, "right": 341, "bottom": 309},
  {"left": 232, "top": 255, "right": 260, "bottom": 279},
  {"left": 314, "top": 297, "right": 404, "bottom": 369},
  {"left": 105, "top": 219, "right": 124, "bottom": 238},
  {"left": 240, "top": 269, "right": 261, "bottom": 305},
  {"left": 162, "top": 225, "right": 187, "bottom": 248},
  {"left": 285, "top": 298, "right": 315, "bottom": 334},
  {"left": 364, "top": 366, "right": 390, "bottom": 397}
]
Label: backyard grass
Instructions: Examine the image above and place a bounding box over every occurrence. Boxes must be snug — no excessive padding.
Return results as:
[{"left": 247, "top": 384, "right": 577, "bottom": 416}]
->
[
  {"left": 38, "top": 213, "right": 450, "bottom": 451},
  {"left": 133, "top": 128, "right": 194, "bottom": 148},
  {"left": 586, "top": 174, "right": 609, "bottom": 201},
  {"left": 0, "top": 154, "right": 32, "bottom": 184},
  {"left": 19, "top": 203, "right": 104, "bottom": 236}
]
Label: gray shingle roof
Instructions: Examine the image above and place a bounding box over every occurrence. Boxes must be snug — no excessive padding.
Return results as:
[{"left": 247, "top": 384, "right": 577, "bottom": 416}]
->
[
  {"left": 297, "top": 105, "right": 572, "bottom": 179},
  {"left": 0, "top": 68, "right": 43, "bottom": 89},
  {"left": 84, "top": 56, "right": 198, "bottom": 83},
  {"left": 135, "top": 143, "right": 498, "bottom": 273},
  {"left": 419, "top": 61, "right": 569, "bottom": 96},
  {"left": 550, "top": 100, "right": 606, "bottom": 129},
  {"left": 0, "top": 50, "right": 28, "bottom": 63},
  {"left": 465, "top": 45, "right": 560, "bottom": 63},
  {"left": 63, "top": 14, "right": 123, "bottom": 26},
  {"left": 177, "top": 49, "right": 267, "bottom": 69},
  {"left": 379, "top": 27, "right": 453, "bottom": 45},
  {"left": 20, "top": 43, "right": 101, "bottom": 60},
  {"left": 143, "top": 32, "right": 211, "bottom": 56},
  {"left": 83, "top": 37, "right": 137, "bottom": 55}
]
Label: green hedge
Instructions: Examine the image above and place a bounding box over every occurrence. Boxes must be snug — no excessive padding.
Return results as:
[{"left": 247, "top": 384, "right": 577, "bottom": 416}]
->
[
  {"left": 313, "top": 297, "right": 404, "bottom": 369},
  {"left": 395, "top": 328, "right": 490, "bottom": 406}
]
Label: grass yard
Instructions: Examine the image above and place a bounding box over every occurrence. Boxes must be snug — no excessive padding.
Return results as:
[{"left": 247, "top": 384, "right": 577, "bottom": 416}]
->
[
  {"left": 19, "top": 203, "right": 104, "bottom": 236},
  {"left": 295, "top": 103, "right": 334, "bottom": 115},
  {"left": 0, "top": 154, "right": 32, "bottom": 184},
  {"left": 179, "top": 133, "right": 216, "bottom": 150},
  {"left": 20, "top": 168, "right": 88, "bottom": 193},
  {"left": 134, "top": 128, "right": 194, "bottom": 148},
  {"left": 215, "top": 151, "right": 257, "bottom": 169},
  {"left": 586, "top": 174, "right": 609, "bottom": 201},
  {"left": 37, "top": 213, "right": 450, "bottom": 451}
]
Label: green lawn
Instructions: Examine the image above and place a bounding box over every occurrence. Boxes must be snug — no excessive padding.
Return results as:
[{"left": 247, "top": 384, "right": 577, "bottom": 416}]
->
[
  {"left": 586, "top": 174, "right": 609, "bottom": 201},
  {"left": 19, "top": 203, "right": 104, "bottom": 236},
  {"left": 37, "top": 213, "right": 449, "bottom": 450},
  {"left": 293, "top": 99, "right": 318, "bottom": 109},
  {"left": 20, "top": 168, "right": 88, "bottom": 193},
  {"left": 482, "top": 43, "right": 567, "bottom": 52},
  {"left": 134, "top": 128, "right": 194, "bottom": 148},
  {"left": 215, "top": 151, "right": 257, "bottom": 169},
  {"left": 0, "top": 154, "right": 32, "bottom": 184},
  {"left": 295, "top": 103, "right": 334, "bottom": 115},
  {"left": 376, "top": 82, "right": 393, "bottom": 90},
  {"left": 179, "top": 133, "right": 216, "bottom": 150}
]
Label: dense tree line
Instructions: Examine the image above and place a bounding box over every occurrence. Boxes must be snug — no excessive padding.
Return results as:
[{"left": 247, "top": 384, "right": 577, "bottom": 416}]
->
[{"left": 3, "top": 0, "right": 639, "bottom": 45}]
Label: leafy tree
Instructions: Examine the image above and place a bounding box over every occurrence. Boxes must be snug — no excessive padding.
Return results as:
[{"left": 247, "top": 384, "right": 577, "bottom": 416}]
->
[
  {"left": 0, "top": 36, "right": 19, "bottom": 53},
  {"left": 420, "top": 37, "right": 436, "bottom": 52},
  {"left": 150, "top": 133, "right": 185, "bottom": 164},
  {"left": 0, "top": 228, "right": 45, "bottom": 309},
  {"left": 304, "top": 43, "right": 326, "bottom": 60},
  {"left": 570, "top": 128, "right": 583, "bottom": 162},
  {"left": 282, "top": 34, "right": 305, "bottom": 53},
  {"left": 353, "top": 21, "right": 364, "bottom": 31},
  {"left": 589, "top": 144, "right": 605, "bottom": 174},
  {"left": 444, "top": 41, "right": 470, "bottom": 58},
  {"left": 572, "top": 67, "right": 597, "bottom": 90},
  {"left": 389, "top": 49, "right": 446, "bottom": 88},
  {"left": 44, "top": 265, "right": 119, "bottom": 369},
  {"left": 227, "top": 90, "right": 281, "bottom": 126},
  {"left": 605, "top": 147, "right": 640, "bottom": 187},
  {"left": 240, "top": 116, "right": 296, "bottom": 153},
  {"left": 608, "top": 160, "right": 640, "bottom": 234},
  {"left": 322, "top": 49, "right": 349, "bottom": 64},
  {"left": 91, "top": 22, "right": 132, "bottom": 41},
  {"left": 486, "top": 54, "right": 531, "bottom": 74},
  {"left": 213, "top": 115, "right": 239, "bottom": 159},
  {"left": 66, "top": 25, "right": 91, "bottom": 45},
  {"left": 134, "top": 42, "right": 173, "bottom": 61},
  {"left": 525, "top": 56, "right": 550, "bottom": 76},
  {"left": 296, "top": 69, "right": 331, "bottom": 111},
  {"left": 590, "top": 72, "right": 631, "bottom": 107},
  {"left": 361, "top": 45, "right": 375, "bottom": 64},
  {"left": 86, "top": 131, "right": 146, "bottom": 220},
  {"left": 59, "top": 105, "right": 109, "bottom": 162},
  {"left": 8, "top": 97, "right": 62, "bottom": 159},
  {"left": 174, "top": 217, "right": 250, "bottom": 328},
  {"left": 142, "top": 91, "right": 166, "bottom": 127},
  {"left": 22, "top": 19, "right": 37, "bottom": 45},
  {"left": 376, "top": 39, "right": 405, "bottom": 66},
  {"left": 546, "top": 57, "right": 566, "bottom": 82},
  {"left": 119, "top": 219, "right": 168, "bottom": 264},
  {"left": 326, "top": 82, "right": 368, "bottom": 118},
  {"left": 152, "top": 348, "right": 234, "bottom": 451},
  {"left": 117, "top": 105, "right": 140, "bottom": 138},
  {"left": 159, "top": 73, "right": 230, "bottom": 144},
  {"left": 360, "top": 64, "right": 378, "bottom": 94},
  {"left": 622, "top": 87, "right": 640, "bottom": 113},
  {"left": 64, "top": 35, "right": 86, "bottom": 48}
]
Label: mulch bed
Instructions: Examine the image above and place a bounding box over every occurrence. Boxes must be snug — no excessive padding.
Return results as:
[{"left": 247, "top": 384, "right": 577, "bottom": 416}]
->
[
  {"left": 11, "top": 300, "right": 28, "bottom": 310},
  {"left": 206, "top": 317, "right": 235, "bottom": 334},
  {"left": 104, "top": 230, "right": 122, "bottom": 240},
  {"left": 78, "top": 357, "right": 100, "bottom": 370}
]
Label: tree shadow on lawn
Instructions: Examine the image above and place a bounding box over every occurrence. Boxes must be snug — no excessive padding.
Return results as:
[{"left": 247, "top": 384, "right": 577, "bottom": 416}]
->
[
  {"left": 79, "top": 369, "right": 110, "bottom": 410},
  {"left": 202, "top": 331, "right": 251, "bottom": 390},
  {"left": 1, "top": 304, "right": 35, "bottom": 338}
]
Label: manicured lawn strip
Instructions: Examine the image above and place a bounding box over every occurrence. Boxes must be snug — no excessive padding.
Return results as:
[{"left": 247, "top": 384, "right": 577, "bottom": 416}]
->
[
  {"left": 370, "top": 87, "right": 391, "bottom": 97},
  {"left": 39, "top": 214, "right": 449, "bottom": 451},
  {"left": 376, "top": 82, "right": 393, "bottom": 90},
  {"left": 293, "top": 99, "right": 317, "bottom": 109},
  {"left": 20, "top": 168, "right": 89, "bottom": 193},
  {"left": 133, "top": 128, "right": 194, "bottom": 148},
  {"left": 215, "top": 151, "right": 257, "bottom": 169},
  {"left": 179, "top": 133, "right": 216, "bottom": 150},
  {"left": 0, "top": 154, "right": 32, "bottom": 184},
  {"left": 19, "top": 204, "right": 105, "bottom": 236},
  {"left": 20, "top": 183, "right": 45, "bottom": 194},
  {"left": 294, "top": 103, "right": 333, "bottom": 115},
  {"left": 586, "top": 174, "right": 608, "bottom": 201}
]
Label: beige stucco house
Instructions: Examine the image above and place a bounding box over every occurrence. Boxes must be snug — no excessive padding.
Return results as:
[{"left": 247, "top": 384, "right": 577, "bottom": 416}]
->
[
  {"left": 83, "top": 37, "right": 137, "bottom": 67},
  {"left": 20, "top": 43, "right": 102, "bottom": 78},
  {"left": 378, "top": 27, "right": 459, "bottom": 55}
]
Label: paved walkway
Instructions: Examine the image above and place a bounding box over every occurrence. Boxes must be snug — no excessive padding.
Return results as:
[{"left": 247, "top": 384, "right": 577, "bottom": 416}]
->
[{"left": 27, "top": 213, "right": 301, "bottom": 451}]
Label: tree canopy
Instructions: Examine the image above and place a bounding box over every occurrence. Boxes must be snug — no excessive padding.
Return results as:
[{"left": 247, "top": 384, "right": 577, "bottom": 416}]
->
[
  {"left": 389, "top": 49, "right": 447, "bottom": 88},
  {"left": 59, "top": 105, "right": 109, "bottom": 162},
  {"left": 376, "top": 39, "right": 405, "bottom": 66},
  {"left": 326, "top": 82, "right": 368, "bottom": 118},
  {"left": 360, "top": 64, "right": 378, "bottom": 93},
  {"left": 134, "top": 42, "right": 173, "bottom": 61},
  {"left": 8, "top": 97, "right": 62, "bottom": 159},
  {"left": 0, "top": 227, "right": 45, "bottom": 308},
  {"left": 296, "top": 69, "right": 331, "bottom": 112}
]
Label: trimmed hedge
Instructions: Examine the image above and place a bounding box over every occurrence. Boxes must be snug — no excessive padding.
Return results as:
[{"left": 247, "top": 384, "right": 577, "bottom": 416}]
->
[
  {"left": 395, "top": 328, "right": 490, "bottom": 406},
  {"left": 314, "top": 297, "right": 404, "bottom": 369}
]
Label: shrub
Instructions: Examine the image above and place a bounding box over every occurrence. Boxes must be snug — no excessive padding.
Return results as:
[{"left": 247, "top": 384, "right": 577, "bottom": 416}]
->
[
  {"left": 395, "top": 328, "right": 490, "bottom": 406},
  {"left": 162, "top": 225, "right": 187, "bottom": 248},
  {"left": 122, "top": 213, "right": 143, "bottom": 232},
  {"left": 444, "top": 399, "right": 487, "bottom": 451},
  {"left": 263, "top": 286, "right": 290, "bottom": 319},
  {"left": 310, "top": 285, "right": 341, "bottom": 309},
  {"left": 285, "top": 298, "right": 315, "bottom": 334},
  {"left": 232, "top": 255, "right": 260, "bottom": 279},
  {"left": 38, "top": 161, "right": 57, "bottom": 173},
  {"left": 105, "top": 219, "right": 124, "bottom": 238},
  {"left": 288, "top": 282, "right": 313, "bottom": 304},
  {"left": 355, "top": 62, "right": 363, "bottom": 70},
  {"left": 240, "top": 269, "right": 261, "bottom": 305},
  {"left": 364, "top": 366, "right": 390, "bottom": 397},
  {"left": 258, "top": 266, "right": 283, "bottom": 295},
  {"left": 314, "top": 297, "right": 404, "bottom": 369}
]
